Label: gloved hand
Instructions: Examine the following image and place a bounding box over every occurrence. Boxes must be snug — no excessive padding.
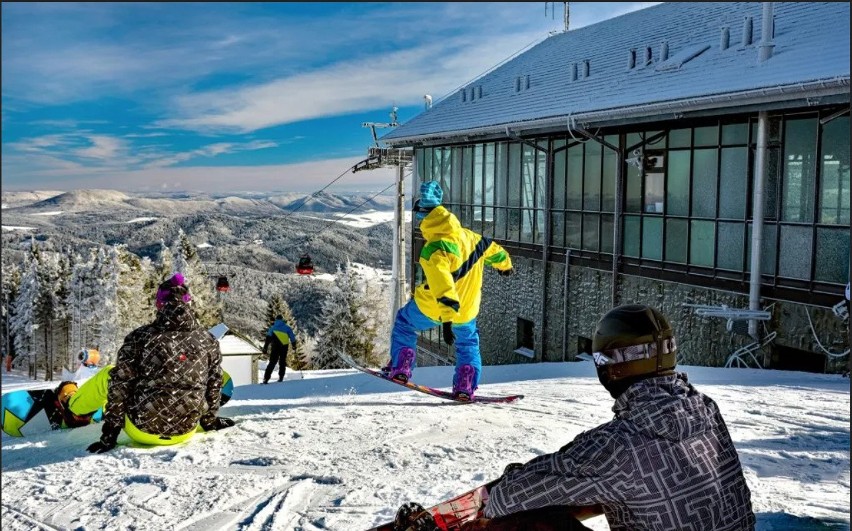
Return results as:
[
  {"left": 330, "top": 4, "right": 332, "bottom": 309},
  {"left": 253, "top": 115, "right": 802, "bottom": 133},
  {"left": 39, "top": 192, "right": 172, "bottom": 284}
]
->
[
  {"left": 201, "top": 416, "right": 235, "bottom": 431},
  {"left": 442, "top": 322, "right": 455, "bottom": 346},
  {"left": 498, "top": 268, "right": 514, "bottom": 277},
  {"left": 87, "top": 436, "right": 118, "bottom": 454}
]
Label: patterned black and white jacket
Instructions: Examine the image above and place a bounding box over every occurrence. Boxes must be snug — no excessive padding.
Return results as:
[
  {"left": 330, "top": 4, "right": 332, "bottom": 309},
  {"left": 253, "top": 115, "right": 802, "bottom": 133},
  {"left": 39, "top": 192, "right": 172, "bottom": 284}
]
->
[
  {"left": 485, "top": 373, "right": 756, "bottom": 531},
  {"left": 100, "top": 303, "right": 222, "bottom": 442}
]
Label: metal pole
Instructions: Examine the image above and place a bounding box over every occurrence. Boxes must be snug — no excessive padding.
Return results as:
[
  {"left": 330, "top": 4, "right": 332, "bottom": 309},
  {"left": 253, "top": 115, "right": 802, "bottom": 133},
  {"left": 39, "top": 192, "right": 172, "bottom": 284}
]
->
[
  {"left": 749, "top": 111, "right": 769, "bottom": 339},
  {"left": 391, "top": 163, "right": 406, "bottom": 322},
  {"left": 562, "top": 248, "right": 571, "bottom": 362}
]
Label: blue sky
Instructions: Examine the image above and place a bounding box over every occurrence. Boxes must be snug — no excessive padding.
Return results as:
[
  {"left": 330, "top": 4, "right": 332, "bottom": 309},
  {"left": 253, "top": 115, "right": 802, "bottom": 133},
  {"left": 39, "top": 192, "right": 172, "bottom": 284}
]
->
[{"left": 1, "top": 2, "right": 657, "bottom": 193}]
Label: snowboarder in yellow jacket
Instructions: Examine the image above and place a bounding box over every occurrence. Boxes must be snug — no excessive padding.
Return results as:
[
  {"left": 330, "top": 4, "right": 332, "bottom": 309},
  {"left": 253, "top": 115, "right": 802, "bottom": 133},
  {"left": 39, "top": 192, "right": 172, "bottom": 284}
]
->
[{"left": 386, "top": 180, "right": 513, "bottom": 400}]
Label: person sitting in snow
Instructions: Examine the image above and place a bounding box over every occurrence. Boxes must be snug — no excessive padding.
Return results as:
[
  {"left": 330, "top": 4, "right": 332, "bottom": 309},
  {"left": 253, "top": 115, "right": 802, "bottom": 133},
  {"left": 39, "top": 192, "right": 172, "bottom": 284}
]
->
[
  {"left": 77, "top": 273, "right": 234, "bottom": 453},
  {"left": 470, "top": 304, "right": 756, "bottom": 530},
  {"left": 384, "top": 180, "right": 513, "bottom": 401},
  {"left": 262, "top": 315, "right": 297, "bottom": 383}
]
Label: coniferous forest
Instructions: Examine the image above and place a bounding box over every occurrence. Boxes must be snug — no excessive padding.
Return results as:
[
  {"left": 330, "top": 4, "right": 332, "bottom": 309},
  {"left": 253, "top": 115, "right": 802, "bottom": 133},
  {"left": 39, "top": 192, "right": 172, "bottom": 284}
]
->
[{"left": 1, "top": 189, "right": 405, "bottom": 379}]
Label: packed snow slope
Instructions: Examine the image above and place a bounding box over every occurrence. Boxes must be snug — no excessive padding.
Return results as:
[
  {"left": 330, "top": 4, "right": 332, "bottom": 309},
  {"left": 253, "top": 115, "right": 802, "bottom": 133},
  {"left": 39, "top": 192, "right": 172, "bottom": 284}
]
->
[{"left": 1, "top": 361, "right": 849, "bottom": 531}]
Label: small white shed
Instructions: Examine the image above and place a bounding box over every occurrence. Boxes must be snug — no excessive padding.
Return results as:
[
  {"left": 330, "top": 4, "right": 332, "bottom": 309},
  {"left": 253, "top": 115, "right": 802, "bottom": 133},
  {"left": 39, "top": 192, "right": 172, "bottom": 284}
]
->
[{"left": 217, "top": 332, "right": 262, "bottom": 386}]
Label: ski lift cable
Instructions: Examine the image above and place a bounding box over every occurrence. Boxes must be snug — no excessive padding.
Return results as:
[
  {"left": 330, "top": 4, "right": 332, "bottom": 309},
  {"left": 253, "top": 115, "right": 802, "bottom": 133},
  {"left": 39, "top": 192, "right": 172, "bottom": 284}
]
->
[
  {"left": 299, "top": 173, "right": 409, "bottom": 244},
  {"left": 280, "top": 162, "right": 360, "bottom": 222}
]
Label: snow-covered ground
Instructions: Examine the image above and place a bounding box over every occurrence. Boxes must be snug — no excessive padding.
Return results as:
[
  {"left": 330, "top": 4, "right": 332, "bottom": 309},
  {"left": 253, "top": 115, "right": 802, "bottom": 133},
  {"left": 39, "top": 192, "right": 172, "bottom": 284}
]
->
[
  {"left": 29, "top": 211, "right": 64, "bottom": 217},
  {"left": 127, "top": 217, "right": 159, "bottom": 223},
  {"left": 1, "top": 226, "right": 35, "bottom": 232},
  {"left": 1, "top": 362, "right": 849, "bottom": 531}
]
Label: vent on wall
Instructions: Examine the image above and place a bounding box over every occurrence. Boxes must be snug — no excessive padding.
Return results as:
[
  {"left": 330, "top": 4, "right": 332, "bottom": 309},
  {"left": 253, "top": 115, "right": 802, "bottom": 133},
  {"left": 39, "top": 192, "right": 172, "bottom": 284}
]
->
[{"left": 514, "top": 75, "right": 531, "bottom": 93}]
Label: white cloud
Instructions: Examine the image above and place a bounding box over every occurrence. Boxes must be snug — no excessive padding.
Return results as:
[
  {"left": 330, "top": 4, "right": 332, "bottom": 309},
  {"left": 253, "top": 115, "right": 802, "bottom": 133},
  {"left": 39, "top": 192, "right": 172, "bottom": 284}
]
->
[
  {"left": 1, "top": 155, "right": 397, "bottom": 194},
  {"left": 158, "top": 31, "right": 548, "bottom": 133}
]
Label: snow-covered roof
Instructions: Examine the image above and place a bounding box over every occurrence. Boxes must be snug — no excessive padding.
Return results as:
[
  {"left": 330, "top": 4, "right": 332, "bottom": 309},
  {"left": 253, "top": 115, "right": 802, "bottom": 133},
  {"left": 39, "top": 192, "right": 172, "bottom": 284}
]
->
[
  {"left": 384, "top": 2, "right": 850, "bottom": 144},
  {"left": 218, "top": 334, "right": 262, "bottom": 356}
]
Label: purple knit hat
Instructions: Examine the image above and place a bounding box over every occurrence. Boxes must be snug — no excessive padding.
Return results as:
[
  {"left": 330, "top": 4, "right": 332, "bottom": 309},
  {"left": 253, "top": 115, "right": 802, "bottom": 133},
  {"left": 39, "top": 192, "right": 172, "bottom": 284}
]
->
[{"left": 155, "top": 273, "right": 192, "bottom": 309}]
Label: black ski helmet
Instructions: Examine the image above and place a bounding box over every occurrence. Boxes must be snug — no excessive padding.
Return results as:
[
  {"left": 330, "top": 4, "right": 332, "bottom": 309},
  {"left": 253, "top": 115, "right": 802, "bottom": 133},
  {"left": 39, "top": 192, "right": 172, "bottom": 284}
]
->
[{"left": 592, "top": 304, "right": 677, "bottom": 397}]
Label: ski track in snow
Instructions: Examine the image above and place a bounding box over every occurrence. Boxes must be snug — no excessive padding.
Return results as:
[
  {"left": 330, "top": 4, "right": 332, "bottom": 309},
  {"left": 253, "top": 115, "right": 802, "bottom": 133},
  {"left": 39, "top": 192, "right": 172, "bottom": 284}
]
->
[{"left": 2, "top": 363, "right": 849, "bottom": 530}]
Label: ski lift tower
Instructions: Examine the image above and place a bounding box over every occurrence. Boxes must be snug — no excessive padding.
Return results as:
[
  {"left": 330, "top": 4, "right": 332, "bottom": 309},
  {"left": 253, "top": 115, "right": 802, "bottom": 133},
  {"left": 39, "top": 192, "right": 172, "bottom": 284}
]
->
[{"left": 354, "top": 107, "right": 413, "bottom": 321}]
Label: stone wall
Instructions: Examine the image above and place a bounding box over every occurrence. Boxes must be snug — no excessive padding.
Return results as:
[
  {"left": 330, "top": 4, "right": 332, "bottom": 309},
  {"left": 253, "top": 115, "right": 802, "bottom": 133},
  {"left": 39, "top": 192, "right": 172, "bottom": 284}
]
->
[{"left": 474, "top": 258, "right": 850, "bottom": 374}]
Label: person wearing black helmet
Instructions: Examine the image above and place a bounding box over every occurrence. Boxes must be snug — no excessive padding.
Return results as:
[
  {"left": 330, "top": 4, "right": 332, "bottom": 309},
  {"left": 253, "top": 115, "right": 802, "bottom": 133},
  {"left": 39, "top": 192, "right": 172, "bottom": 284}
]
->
[{"left": 480, "top": 304, "right": 756, "bottom": 530}]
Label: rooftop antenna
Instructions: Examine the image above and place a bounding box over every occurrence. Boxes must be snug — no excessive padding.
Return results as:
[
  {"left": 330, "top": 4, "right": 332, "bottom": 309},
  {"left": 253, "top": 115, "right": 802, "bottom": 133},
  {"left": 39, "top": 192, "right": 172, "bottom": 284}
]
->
[{"left": 545, "top": 2, "right": 569, "bottom": 33}]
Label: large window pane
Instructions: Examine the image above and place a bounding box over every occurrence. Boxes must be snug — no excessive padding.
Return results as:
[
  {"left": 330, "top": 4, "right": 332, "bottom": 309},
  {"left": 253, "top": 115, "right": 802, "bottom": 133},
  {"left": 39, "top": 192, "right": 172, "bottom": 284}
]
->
[
  {"left": 583, "top": 213, "right": 599, "bottom": 251},
  {"left": 473, "top": 144, "right": 483, "bottom": 207},
  {"left": 623, "top": 215, "right": 640, "bottom": 257},
  {"left": 778, "top": 225, "right": 813, "bottom": 279},
  {"left": 566, "top": 212, "right": 582, "bottom": 249},
  {"left": 494, "top": 207, "right": 507, "bottom": 240},
  {"left": 642, "top": 217, "right": 663, "bottom": 260},
  {"left": 507, "top": 209, "right": 521, "bottom": 241},
  {"left": 746, "top": 223, "right": 777, "bottom": 276},
  {"left": 496, "top": 143, "right": 508, "bottom": 206},
  {"left": 690, "top": 220, "right": 715, "bottom": 267},
  {"left": 717, "top": 222, "right": 745, "bottom": 271},
  {"left": 522, "top": 145, "right": 536, "bottom": 208},
  {"left": 645, "top": 169, "right": 664, "bottom": 214},
  {"left": 422, "top": 147, "right": 433, "bottom": 187},
  {"left": 819, "top": 116, "right": 850, "bottom": 225},
  {"left": 781, "top": 118, "right": 818, "bottom": 222},
  {"left": 484, "top": 144, "right": 495, "bottom": 206},
  {"left": 553, "top": 143, "right": 566, "bottom": 209},
  {"left": 667, "top": 150, "right": 690, "bottom": 216},
  {"left": 567, "top": 144, "right": 583, "bottom": 209},
  {"left": 602, "top": 138, "right": 617, "bottom": 212},
  {"left": 669, "top": 128, "right": 690, "bottom": 149},
  {"left": 665, "top": 218, "right": 688, "bottom": 263},
  {"left": 719, "top": 147, "right": 748, "bottom": 219},
  {"left": 625, "top": 164, "right": 642, "bottom": 213},
  {"left": 694, "top": 125, "right": 718, "bottom": 147},
  {"left": 536, "top": 140, "right": 546, "bottom": 210},
  {"left": 508, "top": 144, "right": 521, "bottom": 207},
  {"left": 584, "top": 141, "right": 602, "bottom": 211},
  {"left": 691, "top": 149, "right": 718, "bottom": 218},
  {"left": 551, "top": 212, "right": 565, "bottom": 247},
  {"left": 521, "top": 209, "right": 535, "bottom": 243},
  {"left": 601, "top": 215, "right": 614, "bottom": 254},
  {"left": 815, "top": 227, "right": 850, "bottom": 283},
  {"left": 483, "top": 207, "right": 495, "bottom": 239},
  {"left": 722, "top": 123, "right": 748, "bottom": 145}
]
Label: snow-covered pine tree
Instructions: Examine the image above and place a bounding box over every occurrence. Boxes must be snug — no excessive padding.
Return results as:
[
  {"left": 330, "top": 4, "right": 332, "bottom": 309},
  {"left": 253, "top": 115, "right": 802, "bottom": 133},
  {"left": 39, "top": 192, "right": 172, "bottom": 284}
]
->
[
  {"left": 312, "top": 258, "right": 380, "bottom": 369},
  {"left": 1, "top": 262, "right": 21, "bottom": 366},
  {"left": 11, "top": 251, "right": 39, "bottom": 377},
  {"left": 155, "top": 239, "right": 173, "bottom": 283},
  {"left": 172, "top": 229, "right": 220, "bottom": 327},
  {"left": 93, "top": 247, "right": 119, "bottom": 363},
  {"left": 113, "top": 245, "right": 154, "bottom": 340}
]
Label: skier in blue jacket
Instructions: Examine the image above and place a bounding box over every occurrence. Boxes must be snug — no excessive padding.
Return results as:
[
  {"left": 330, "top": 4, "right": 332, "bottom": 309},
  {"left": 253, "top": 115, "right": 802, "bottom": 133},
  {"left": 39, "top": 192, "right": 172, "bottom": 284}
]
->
[{"left": 262, "top": 315, "right": 297, "bottom": 383}]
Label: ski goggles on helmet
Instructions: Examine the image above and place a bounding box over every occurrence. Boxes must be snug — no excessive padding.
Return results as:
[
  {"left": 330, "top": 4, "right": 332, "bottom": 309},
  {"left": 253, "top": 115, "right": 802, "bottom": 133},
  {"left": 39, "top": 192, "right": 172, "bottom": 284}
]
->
[{"left": 592, "top": 336, "right": 677, "bottom": 367}]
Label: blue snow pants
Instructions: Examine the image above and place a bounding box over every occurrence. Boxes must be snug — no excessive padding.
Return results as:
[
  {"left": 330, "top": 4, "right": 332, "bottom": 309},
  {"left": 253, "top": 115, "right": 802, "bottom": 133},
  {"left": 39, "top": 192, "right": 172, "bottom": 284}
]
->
[{"left": 390, "top": 299, "right": 482, "bottom": 388}]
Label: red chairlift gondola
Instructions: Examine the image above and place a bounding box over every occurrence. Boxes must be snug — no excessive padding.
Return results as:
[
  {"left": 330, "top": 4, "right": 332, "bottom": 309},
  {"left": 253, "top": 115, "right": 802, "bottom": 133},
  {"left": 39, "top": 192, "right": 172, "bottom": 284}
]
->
[
  {"left": 216, "top": 275, "right": 230, "bottom": 293},
  {"left": 296, "top": 254, "right": 314, "bottom": 275}
]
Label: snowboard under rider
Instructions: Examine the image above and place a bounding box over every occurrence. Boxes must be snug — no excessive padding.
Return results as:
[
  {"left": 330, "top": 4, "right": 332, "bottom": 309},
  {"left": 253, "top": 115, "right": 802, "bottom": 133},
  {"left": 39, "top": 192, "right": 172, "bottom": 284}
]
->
[
  {"left": 472, "top": 304, "right": 756, "bottom": 530},
  {"left": 262, "top": 315, "right": 297, "bottom": 383},
  {"left": 384, "top": 180, "right": 513, "bottom": 400},
  {"left": 77, "top": 273, "right": 235, "bottom": 453}
]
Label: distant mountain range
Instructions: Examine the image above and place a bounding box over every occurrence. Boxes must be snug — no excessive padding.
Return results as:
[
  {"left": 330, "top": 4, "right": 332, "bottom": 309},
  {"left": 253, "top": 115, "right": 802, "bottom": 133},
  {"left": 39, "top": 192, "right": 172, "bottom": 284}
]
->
[{"left": 1, "top": 189, "right": 404, "bottom": 216}]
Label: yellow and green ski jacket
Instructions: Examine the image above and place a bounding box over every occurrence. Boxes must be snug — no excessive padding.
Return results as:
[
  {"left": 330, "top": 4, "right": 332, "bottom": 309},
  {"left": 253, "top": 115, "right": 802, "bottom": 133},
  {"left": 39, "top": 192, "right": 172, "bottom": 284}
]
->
[{"left": 414, "top": 206, "right": 512, "bottom": 324}]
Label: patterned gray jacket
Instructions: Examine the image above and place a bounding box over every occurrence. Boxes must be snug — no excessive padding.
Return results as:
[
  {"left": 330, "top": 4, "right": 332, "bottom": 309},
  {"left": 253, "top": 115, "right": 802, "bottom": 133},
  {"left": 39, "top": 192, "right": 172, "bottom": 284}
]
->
[
  {"left": 485, "top": 373, "right": 755, "bottom": 531},
  {"left": 100, "top": 303, "right": 222, "bottom": 441}
]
